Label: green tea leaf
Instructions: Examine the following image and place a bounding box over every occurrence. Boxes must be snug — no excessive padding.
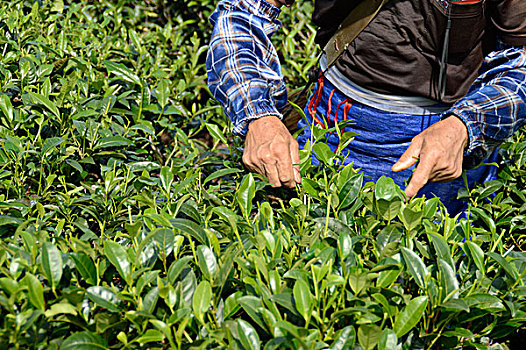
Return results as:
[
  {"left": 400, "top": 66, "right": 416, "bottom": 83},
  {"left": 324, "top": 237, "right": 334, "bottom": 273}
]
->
[
  {"left": 338, "top": 172, "right": 363, "bottom": 209},
  {"left": 313, "top": 142, "right": 334, "bottom": 165},
  {"left": 41, "top": 242, "right": 63, "bottom": 291},
  {"left": 196, "top": 245, "right": 218, "bottom": 281},
  {"left": 42, "top": 137, "right": 65, "bottom": 155},
  {"left": 104, "top": 241, "right": 131, "bottom": 285},
  {"left": 443, "top": 328, "right": 474, "bottom": 341},
  {"left": 86, "top": 286, "right": 122, "bottom": 313},
  {"left": 0, "top": 216, "right": 22, "bottom": 226},
  {"left": 393, "top": 296, "right": 428, "bottom": 338},
  {"left": 160, "top": 166, "right": 174, "bottom": 193},
  {"left": 429, "top": 233, "right": 455, "bottom": 270},
  {"left": 70, "top": 253, "right": 97, "bottom": 285},
  {"left": 94, "top": 136, "right": 133, "bottom": 150},
  {"left": 24, "top": 273, "right": 45, "bottom": 310},
  {"left": 358, "top": 324, "right": 382, "bottom": 350},
  {"left": 487, "top": 252, "right": 519, "bottom": 282},
  {"left": 203, "top": 168, "right": 241, "bottom": 185},
  {"left": 171, "top": 218, "right": 209, "bottom": 246},
  {"left": 26, "top": 92, "right": 60, "bottom": 117},
  {"left": 156, "top": 79, "right": 170, "bottom": 109},
  {"left": 399, "top": 206, "right": 423, "bottom": 231},
  {"left": 0, "top": 94, "right": 14, "bottom": 122},
  {"left": 134, "top": 329, "right": 165, "bottom": 345},
  {"left": 44, "top": 302, "right": 77, "bottom": 318},
  {"left": 293, "top": 279, "right": 313, "bottom": 322},
  {"left": 60, "top": 331, "right": 108, "bottom": 350},
  {"left": 192, "top": 280, "right": 212, "bottom": 323},
  {"left": 378, "top": 329, "right": 398, "bottom": 350},
  {"left": 205, "top": 123, "right": 228, "bottom": 145},
  {"left": 464, "top": 241, "right": 485, "bottom": 275},
  {"left": 237, "top": 319, "right": 261, "bottom": 350},
  {"left": 330, "top": 326, "right": 356, "bottom": 350},
  {"left": 375, "top": 177, "right": 402, "bottom": 221},
  {"left": 237, "top": 173, "right": 255, "bottom": 219},
  {"left": 103, "top": 60, "right": 141, "bottom": 86},
  {"left": 142, "top": 286, "right": 159, "bottom": 314},
  {"left": 167, "top": 256, "right": 193, "bottom": 284},
  {"left": 401, "top": 247, "right": 428, "bottom": 289},
  {"left": 438, "top": 259, "right": 459, "bottom": 300},
  {"left": 338, "top": 231, "right": 352, "bottom": 260}
]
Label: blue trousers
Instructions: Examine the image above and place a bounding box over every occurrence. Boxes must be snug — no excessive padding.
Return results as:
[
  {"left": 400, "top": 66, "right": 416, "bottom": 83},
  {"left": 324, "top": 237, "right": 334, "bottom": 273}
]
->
[{"left": 297, "top": 76, "right": 498, "bottom": 215}]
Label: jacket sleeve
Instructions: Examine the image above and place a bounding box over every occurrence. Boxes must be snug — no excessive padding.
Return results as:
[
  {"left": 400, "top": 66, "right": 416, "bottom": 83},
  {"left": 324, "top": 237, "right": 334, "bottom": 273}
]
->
[
  {"left": 446, "top": 44, "right": 526, "bottom": 168},
  {"left": 206, "top": 0, "right": 288, "bottom": 137}
]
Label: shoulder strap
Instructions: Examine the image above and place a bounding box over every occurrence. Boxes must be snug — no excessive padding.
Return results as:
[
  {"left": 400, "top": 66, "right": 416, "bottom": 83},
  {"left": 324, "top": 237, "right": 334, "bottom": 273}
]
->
[{"left": 323, "top": 0, "right": 391, "bottom": 69}]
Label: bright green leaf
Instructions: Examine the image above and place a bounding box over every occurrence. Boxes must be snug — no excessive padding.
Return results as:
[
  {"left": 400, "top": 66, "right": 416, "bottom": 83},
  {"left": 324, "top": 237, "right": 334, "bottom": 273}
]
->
[{"left": 393, "top": 296, "right": 428, "bottom": 338}]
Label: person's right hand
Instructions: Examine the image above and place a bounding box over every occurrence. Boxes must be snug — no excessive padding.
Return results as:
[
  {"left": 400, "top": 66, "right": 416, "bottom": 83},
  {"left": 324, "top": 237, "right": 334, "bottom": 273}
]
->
[{"left": 243, "top": 115, "right": 301, "bottom": 188}]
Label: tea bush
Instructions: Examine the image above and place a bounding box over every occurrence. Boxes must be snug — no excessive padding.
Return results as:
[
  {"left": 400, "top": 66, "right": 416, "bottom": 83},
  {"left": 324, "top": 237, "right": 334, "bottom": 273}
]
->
[{"left": 0, "top": 1, "right": 524, "bottom": 349}]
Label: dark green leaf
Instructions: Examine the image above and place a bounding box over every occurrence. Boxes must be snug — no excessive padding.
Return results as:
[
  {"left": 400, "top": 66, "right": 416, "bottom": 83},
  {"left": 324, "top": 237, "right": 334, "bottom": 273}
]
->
[
  {"left": 26, "top": 92, "right": 60, "bottom": 117},
  {"left": 156, "top": 79, "right": 170, "bottom": 109},
  {"left": 330, "top": 326, "right": 356, "bottom": 350},
  {"left": 94, "top": 136, "right": 133, "bottom": 150},
  {"left": 86, "top": 286, "right": 122, "bottom": 313},
  {"left": 488, "top": 252, "right": 519, "bottom": 281},
  {"left": 103, "top": 61, "right": 141, "bottom": 86},
  {"left": 205, "top": 123, "right": 228, "bottom": 145},
  {"left": 171, "top": 218, "right": 209, "bottom": 246},
  {"left": 464, "top": 241, "right": 485, "bottom": 275},
  {"left": 378, "top": 329, "right": 398, "bottom": 350},
  {"left": 203, "top": 168, "right": 241, "bottom": 186},
  {"left": 401, "top": 247, "right": 428, "bottom": 289},
  {"left": 237, "top": 319, "right": 261, "bottom": 350},
  {"left": 293, "top": 279, "right": 313, "bottom": 322},
  {"left": 104, "top": 241, "right": 131, "bottom": 285},
  {"left": 70, "top": 253, "right": 97, "bottom": 285},
  {"left": 358, "top": 324, "right": 382, "bottom": 350},
  {"left": 237, "top": 173, "right": 255, "bottom": 219},
  {"left": 313, "top": 143, "right": 334, "bottom": 165},
  {"left": 438, "top": 259, "right": 459, "bottom": 300},
  {"left": 134, "top": 329, "right": 165, "bottom": 345},
  {"left": 192, "top": 280, "right": 212, "bottom": 323},
  {"left": 24, "top": 273, "right": 45, "bottom": 310},
  {"left": 196, "top": 245, "right": 218, "bottom": 281},
  {"left": 41, "top": 242, "right": 63, "bottom": 291},
  {"left": 393, "top": 296, "right": 428, "bottom": 338},
  {"left": 429, "top": 233, "right": 455, "bottom": 270},
  {"left": 60, "top": 331, "right": 108, "bottom": 350},
  {"left": 167, "top": 256, "right": 193, "bottom": 284}
]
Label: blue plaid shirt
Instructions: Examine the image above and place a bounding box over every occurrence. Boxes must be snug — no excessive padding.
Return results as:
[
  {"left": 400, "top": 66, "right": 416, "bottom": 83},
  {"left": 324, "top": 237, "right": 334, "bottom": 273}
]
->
[{"left": 206, "top": 0, "right": 526, "bottom": 165}]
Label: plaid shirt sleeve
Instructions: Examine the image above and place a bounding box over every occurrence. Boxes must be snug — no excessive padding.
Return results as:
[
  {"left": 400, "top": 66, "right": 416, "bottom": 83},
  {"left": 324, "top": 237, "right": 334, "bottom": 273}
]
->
[
  {"left": 446, "top": 44, "right": 526, "bottom": 168},
  {"left": 206, "top": 0, "right": 288, "bottom": 137}
]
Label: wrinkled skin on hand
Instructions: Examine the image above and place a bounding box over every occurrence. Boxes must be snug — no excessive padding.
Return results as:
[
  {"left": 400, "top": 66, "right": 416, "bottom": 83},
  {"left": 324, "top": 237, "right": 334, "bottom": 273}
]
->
[
  {"left": 243, "top": 116, "right": 301, "bottom": 188},
  {"left": 392, "top": 115, "right": 469, "bottom": 199}
]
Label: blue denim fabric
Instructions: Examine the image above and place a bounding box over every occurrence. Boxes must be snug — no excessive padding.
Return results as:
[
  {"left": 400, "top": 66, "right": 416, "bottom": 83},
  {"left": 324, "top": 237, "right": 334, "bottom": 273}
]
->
[{"left": 297, "top": 77, "right": 499, "bottom": 215}]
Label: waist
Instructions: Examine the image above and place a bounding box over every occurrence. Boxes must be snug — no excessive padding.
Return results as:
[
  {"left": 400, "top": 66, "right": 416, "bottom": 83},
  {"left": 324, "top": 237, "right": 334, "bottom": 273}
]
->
[{"left": 321, "top": 55, "right": 451, "bottom": 116}]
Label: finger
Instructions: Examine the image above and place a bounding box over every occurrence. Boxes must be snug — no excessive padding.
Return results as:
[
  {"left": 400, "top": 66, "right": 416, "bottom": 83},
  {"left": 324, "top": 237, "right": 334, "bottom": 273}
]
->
[
  {"left": 290, "top": 140, "right": 301, "bottom": 184},
  {"left": 263, "top": 162, "right": 281, "bottom": 187},
  {"left": 392, "top": 138, "right": 422, "bottom": 172},
  {"left": 242, "top": 153, "right": 265, "bottom": 176},
  {"left": 404, "top": 153, "right": 434, "bottom": 199},
  {"left": 276, "top": 149, "right": 295, "bottom": 188},
  {"left": 429, "top": 166, "right": 463, "bottom": 183}
]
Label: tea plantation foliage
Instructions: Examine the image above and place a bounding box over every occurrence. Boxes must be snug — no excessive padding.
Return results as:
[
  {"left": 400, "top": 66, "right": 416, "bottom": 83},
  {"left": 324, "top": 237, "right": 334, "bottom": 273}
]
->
[{"left": 0, "top": 1, "right": 525, "bottom": 349}]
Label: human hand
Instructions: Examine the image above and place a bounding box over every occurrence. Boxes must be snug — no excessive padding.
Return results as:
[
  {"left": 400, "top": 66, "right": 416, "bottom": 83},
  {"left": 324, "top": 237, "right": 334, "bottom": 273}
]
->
[
  {"left": 391, "top": 116, "right": 468, "bottom": 199},
  {"left": 243, "top": 115, "right": 301, "bottom": 188}
]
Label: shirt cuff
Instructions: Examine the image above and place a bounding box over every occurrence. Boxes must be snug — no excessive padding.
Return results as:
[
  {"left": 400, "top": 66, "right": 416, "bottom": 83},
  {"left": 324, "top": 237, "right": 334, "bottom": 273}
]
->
[
  {"left": 232, "top": 103, "right": 283, "bottom": 137},
  {"left": 443, "top": 108, "right": 496, "bottom": 169},
  {"left": 229, "top": 0, "right": 282, "bottom": 22}
]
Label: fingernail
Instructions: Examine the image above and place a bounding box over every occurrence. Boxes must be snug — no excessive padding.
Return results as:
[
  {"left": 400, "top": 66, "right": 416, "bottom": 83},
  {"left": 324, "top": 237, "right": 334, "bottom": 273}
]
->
[{"left": 294, "top": 171, "right": 301, "bottom": 183}]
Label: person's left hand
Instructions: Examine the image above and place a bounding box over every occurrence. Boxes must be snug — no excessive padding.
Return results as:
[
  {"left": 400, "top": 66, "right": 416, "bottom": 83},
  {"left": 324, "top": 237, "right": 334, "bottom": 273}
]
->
[{"left": 391, "top": 115, "right": 469, "bottom": 199}]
